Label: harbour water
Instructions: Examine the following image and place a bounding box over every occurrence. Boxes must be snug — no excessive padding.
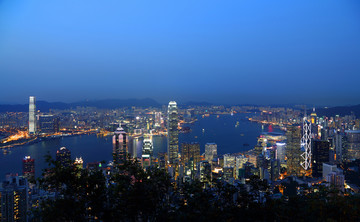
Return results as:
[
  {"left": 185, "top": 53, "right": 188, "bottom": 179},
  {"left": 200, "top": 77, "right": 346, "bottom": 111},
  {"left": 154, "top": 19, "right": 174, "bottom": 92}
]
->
[{"left": 0, "top": 113, "right": 282, "bottom": 180}]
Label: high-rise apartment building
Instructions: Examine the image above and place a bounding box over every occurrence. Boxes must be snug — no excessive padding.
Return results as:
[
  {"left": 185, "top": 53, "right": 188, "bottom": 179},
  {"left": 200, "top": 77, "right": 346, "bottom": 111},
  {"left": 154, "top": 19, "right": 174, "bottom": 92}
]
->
[
  {"left": 0, "top": 175, "right": 28, "bottom": 222},
  {"left": 28, "top": 96, "right": 36, "bottom": 134},
  {"left": 167, "top": 101, "right": 179, "bottom": 165}
]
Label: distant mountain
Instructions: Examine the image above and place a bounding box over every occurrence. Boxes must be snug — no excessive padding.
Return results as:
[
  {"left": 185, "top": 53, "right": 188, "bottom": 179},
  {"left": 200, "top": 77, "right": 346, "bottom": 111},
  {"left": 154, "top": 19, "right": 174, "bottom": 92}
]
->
[
  {"left": 181, "top": 101, "right": 213, "bottom": 106},
  {"left": 312, "top": 104, "right": 360, "bottom": 118},
  {"left": 0, "top": 98, "right": 161, "bottom": 112},
  {"left": 73, "top": 98, "right": 160, "bottom": 109}
]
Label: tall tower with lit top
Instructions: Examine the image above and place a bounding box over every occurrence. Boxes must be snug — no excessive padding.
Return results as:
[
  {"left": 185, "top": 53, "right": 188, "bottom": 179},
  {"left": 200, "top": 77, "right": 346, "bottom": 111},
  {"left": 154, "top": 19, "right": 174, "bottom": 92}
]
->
[{"left": 167, "top": 101, "right": 179, "bottom": 165}]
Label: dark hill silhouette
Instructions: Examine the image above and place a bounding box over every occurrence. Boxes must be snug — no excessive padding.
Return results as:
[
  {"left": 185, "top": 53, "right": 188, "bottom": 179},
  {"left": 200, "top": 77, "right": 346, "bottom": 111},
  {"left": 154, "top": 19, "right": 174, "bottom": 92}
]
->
[{"left": 0, "top": 98, "right": 160, "bottom": 112}]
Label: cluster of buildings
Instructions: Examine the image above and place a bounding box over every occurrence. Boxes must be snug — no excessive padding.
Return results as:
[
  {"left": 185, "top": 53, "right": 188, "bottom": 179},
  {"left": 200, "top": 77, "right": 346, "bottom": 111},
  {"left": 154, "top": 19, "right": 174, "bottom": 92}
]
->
[{"left": 2, "top": 98, "right": 360, "bottom": 220}]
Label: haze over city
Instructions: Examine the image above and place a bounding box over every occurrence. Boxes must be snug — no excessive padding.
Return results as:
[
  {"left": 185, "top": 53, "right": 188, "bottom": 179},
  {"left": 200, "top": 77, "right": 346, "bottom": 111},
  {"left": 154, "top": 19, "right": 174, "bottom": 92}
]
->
[{"left": 1, "top": 0, "right": 360, "bottom": 105}]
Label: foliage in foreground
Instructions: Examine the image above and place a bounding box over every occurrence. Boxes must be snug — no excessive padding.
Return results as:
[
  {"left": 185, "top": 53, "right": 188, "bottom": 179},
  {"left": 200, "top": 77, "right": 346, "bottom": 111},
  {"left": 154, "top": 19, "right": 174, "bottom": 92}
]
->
[{"left": 36, "top": 156, "right": 360, "bottom": 221}]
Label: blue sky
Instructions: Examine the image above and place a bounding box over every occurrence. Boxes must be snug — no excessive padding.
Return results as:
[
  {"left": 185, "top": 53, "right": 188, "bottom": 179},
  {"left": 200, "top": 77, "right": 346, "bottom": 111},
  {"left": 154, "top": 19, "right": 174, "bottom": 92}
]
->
[{"left": 1, "top": 0, "right": 360, "bottom": 105}]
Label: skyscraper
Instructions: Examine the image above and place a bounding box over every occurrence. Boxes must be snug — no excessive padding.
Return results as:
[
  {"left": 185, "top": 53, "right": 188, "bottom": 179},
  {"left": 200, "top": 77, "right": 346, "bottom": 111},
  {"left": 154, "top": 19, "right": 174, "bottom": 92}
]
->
[
  {"left": 312, "top": 140, "right": 330, "bottom": 177},
  {"left": 167, "top": 101, "right": 179, "bottom": 165},
  {"left": 113, "top": 127, "right": 128, "bottom": 164},
  {"left": 22, "top": 156, "right": 35, "bottom": 180},
  {"left": 286, "top": 126, "right": 302, "bottom": 176},
  {"left": 205, "top": 143, "right": 217, "bottom": 163},
  {"left": 181, "top": 142, "right": 200, "bottom": 171},
  {"left": 142, "top": 138, "right": 153, "bottom": 168},
  {"left": 345, "top": 130, "right": 360, "bottom": 161},
  {"left": 56, "top": 147, "right": 71, "bottom": 167},
  {"left": 28, "top": 96, "right": 36, "bottom": 135}
]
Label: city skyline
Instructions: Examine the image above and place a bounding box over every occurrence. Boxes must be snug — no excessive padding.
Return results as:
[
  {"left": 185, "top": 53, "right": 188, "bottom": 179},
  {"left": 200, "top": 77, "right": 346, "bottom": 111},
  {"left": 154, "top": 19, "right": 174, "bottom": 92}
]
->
[{"left": 1, "top": 1, "right": 360, "bottom": 105}]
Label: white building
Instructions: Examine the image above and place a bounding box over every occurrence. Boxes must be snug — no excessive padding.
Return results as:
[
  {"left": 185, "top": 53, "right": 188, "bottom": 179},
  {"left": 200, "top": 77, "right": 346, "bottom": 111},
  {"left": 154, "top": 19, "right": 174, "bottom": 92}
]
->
[{"left": 28, "top": 96, "right": 36, "bottom": 134}]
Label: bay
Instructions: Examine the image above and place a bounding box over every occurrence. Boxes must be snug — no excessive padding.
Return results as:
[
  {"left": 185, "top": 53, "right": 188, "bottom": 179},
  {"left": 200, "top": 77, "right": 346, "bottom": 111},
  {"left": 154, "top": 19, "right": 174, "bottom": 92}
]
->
[{"left": 0, "top": 113, "right": 282, "bottom": 180}]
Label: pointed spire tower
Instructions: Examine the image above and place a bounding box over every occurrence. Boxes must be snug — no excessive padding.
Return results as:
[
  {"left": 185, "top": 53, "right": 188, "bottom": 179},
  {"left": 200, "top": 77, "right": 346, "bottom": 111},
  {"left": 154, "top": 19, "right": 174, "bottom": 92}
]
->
[{"left": 301, "top": 106, "right": 312, "bottom": 171}]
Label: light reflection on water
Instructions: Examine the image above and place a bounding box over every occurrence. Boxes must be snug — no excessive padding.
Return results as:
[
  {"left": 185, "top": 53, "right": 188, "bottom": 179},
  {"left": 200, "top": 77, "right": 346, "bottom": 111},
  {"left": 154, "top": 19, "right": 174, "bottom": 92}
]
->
[{"left": 0, "top": 113, "right": 281, "bottom": 180}]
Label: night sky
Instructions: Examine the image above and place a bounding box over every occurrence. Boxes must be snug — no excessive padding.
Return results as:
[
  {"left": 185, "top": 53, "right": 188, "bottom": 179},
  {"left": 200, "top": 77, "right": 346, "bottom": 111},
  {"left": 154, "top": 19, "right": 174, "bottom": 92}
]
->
[{"left": 1, "top": 0, "right": 360, "bottom": 105}]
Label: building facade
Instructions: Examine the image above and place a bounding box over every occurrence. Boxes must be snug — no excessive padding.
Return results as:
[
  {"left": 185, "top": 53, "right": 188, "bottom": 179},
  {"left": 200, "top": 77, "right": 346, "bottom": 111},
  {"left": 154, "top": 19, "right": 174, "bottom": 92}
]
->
[
  {"left": 28, "top": 96, "right": 36, "bottom": 135},
  {"left": 167, "top": 101, "right": 179, "bottom": 165}
]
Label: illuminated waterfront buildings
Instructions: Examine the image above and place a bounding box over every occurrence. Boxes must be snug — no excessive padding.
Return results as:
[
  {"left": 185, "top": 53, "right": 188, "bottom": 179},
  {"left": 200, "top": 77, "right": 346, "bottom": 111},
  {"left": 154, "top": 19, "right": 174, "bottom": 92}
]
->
[
  {"left": 167, "top": 101, "right": 179, "bottom": 165},
  {"left": 38, "top": 115, "right": 59, "bottom": 134},
  {"left": 113, "top": 127, "right": 128, "bottom": 164},
  {"left": 22, "top": 156, "right": 35, "bottom": 180},
  {"left": 28, "top": 96, "right": 36, "bottom": 135}
]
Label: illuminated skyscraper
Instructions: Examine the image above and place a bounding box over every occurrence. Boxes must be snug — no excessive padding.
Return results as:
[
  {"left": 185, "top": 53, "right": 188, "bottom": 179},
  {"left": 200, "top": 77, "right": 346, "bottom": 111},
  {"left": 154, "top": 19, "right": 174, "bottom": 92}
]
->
[
  {"left": 167, "top": 101, "right": 179, "bottom": 165},
  {"left": 22, "top": 156, "right": 35, "bottom": 180},
  {"left": 74, "top": 157, "right": 84, "bottom": 169},
  {"left": 205, "top": 143, "right": 217, "bottom": 163},
  {"left": 28, "top": 96, "right": 36, "bottom": 134},
  {"left": 56, "top": 147, "right": 71, "bottom": 167},
  {"left": 286, "top": 126, "right": 302, "bottom": 176},
  {"left": 142, "top": 138, "right": 153, "bottom": 168},
  {"left": 181, "top": 142, "right": 200, "bottom": 171},
  {"left": 310, "top": 108, "right": 317, "bottom": 124},
  {"left": 113, "top": 127, "right": 128, "bottom": 164}
]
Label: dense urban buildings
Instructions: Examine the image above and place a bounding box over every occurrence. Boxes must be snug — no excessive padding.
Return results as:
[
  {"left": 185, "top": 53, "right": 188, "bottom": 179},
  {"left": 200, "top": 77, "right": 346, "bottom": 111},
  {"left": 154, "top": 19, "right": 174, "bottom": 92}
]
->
[{"left": 2, "top": 98, "right": 360, "bottom": 220}]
